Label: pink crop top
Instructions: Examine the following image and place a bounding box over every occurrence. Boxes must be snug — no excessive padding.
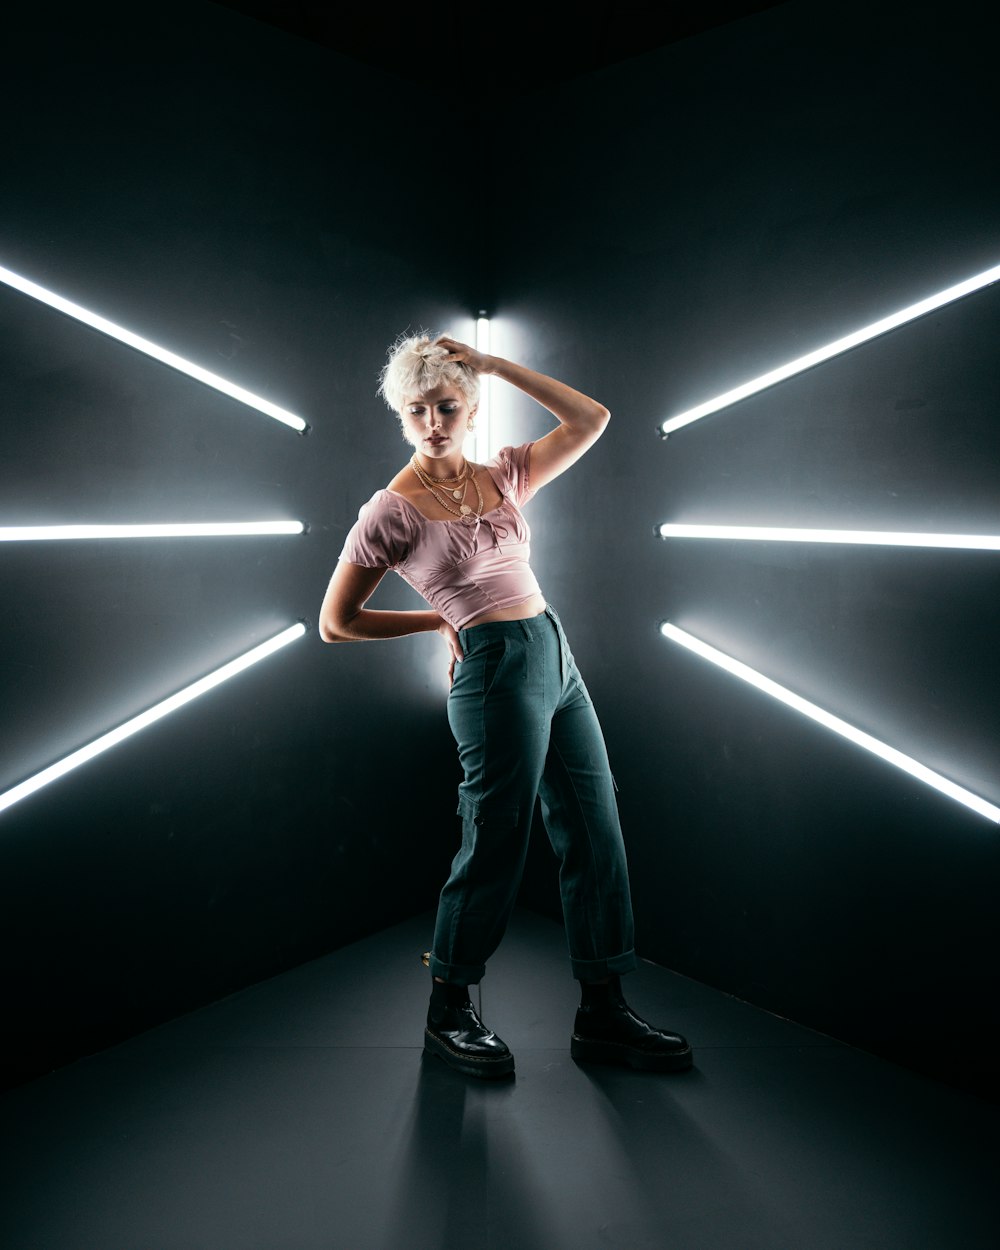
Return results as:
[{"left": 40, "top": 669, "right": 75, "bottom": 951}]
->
[{"left": 339, "top": 442, "right": 542, "bottom": 630}]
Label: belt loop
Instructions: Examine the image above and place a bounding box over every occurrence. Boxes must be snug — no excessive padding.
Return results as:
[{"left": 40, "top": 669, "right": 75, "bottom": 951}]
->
[{"left": 518, "top": 618, "right": 532, "bottom": 639}]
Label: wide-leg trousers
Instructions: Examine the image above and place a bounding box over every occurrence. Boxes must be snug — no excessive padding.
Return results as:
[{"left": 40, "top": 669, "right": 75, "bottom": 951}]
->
[{"left": 428, "top": 605, "right": 637, "bottom": 984}]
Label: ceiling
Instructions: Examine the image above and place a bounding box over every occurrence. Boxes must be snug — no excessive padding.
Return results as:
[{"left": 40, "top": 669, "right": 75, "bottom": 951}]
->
[{"left": 211, "top": 1, "right": 788, "bottom": 95}]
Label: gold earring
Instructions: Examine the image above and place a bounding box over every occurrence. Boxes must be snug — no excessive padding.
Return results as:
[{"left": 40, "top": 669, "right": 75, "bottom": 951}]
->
[{"left": 467, "top": 419, "right": 475, "bottom": 431}]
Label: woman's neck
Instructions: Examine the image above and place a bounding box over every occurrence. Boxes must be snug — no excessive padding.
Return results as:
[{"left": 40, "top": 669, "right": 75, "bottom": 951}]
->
[{"left": 412, "top": 451, "right": 468, "bottom": 479}]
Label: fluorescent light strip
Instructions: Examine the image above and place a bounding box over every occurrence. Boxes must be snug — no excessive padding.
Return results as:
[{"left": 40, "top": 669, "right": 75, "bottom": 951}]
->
[
  {"left": 0, "top": 623, "right": 308, "bottom": 816},
  {"left": 0, "top": 263, "right": 307, "bottom": 433},
  {"left": 660, "top": 622, "right": 999, "bottom": 824},
  {"left": 473, "top": 312, "right": 492, "bottom": 461},
  {"left": 660, "top": 261, "right": 1000, "bottom": 435},
  {"left": 0, "top": 521, "right": 305, "bottom": 541},
  {"left": 658, "top": 524, "right": 1000, "bottom": 551}
]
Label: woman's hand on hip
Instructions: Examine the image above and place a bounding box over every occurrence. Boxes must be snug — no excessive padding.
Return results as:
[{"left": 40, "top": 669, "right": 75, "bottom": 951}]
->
[{"left": 437, "top": 617, "right": 464, "bottom": 687}]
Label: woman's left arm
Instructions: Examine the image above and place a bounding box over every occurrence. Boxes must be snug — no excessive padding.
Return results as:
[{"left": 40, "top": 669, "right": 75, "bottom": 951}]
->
[{"left": 437, "top": 337, "right": 610, "bottom": 490}]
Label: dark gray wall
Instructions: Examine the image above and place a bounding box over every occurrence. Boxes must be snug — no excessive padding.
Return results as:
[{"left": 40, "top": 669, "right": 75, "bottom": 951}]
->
[
  {"left": 3, "top": 0, "right": 998, "bottom": 1101},
  {"left": 0, "top": 1, "right": 476, "bottom": 1087},
  {"left": 498, "top": 1, "right": 1000, "bottom": 1097}
]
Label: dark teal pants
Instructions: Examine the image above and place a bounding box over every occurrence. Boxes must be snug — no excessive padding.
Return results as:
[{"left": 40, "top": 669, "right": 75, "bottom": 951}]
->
[{"left": 429, "top": 606, "right": 637, "bottom": 984}]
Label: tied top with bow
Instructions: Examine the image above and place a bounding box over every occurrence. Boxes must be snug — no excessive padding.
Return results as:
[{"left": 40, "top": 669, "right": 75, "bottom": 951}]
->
[{"left": 338, "top": 442, "right": 542, "bottom": 631}]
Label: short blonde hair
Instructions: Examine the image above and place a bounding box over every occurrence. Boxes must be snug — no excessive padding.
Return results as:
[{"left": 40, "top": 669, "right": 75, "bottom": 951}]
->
[{"left": 377, "top": 332, "right": 480, "bottom": 415}]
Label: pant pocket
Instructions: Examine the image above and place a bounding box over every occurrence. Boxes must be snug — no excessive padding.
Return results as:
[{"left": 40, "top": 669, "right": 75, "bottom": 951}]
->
[{"left": 456, "top": 636, "right": 508, "bottom": 697}]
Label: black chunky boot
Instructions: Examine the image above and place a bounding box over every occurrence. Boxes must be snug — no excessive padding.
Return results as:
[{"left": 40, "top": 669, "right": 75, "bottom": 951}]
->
[
  {"left": 571, "top": 974, "right": 693, "bottom": 1072},
  {"left": 424, "top": 979, "right": 515, "bottom": 1079}
]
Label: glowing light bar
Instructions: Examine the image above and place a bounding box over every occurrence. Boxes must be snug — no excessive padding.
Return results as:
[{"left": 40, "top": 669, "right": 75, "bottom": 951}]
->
[
  {"left": 660, "top": 622, "right": 999, "bottom": 824},
  {"left": 472, "top": 312, "right": 492, "bottom": 462},
  {"left": 0, "top": 623, "right": 308, "bottom": 815},
  {"left": 660, "top": 261, "right": 1000, "bottom": 436},
  {"left": 0, "top": 521, "right": 305, "bottom": 541},
  {"left": 0, "top": 263, "right": 308, "bottom": 432},
  {"left": 658, "top": 524, "right": 1000, "bottom": 551}
]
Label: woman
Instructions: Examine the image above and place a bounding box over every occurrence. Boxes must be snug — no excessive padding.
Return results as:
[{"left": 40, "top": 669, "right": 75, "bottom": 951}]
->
[{"left": 320, "top": 333, "right": 692, "bottom": 1078}]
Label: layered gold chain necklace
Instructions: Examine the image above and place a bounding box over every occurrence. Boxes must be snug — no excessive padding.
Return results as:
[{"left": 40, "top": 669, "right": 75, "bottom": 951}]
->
[{"left": 410, "top": 455, "right": 484, "bottom": 519}]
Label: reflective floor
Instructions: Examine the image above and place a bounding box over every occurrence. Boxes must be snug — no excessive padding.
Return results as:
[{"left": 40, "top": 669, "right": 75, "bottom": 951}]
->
[{"left": 1, "top": 908, "right": 997, "bottom": 1249}]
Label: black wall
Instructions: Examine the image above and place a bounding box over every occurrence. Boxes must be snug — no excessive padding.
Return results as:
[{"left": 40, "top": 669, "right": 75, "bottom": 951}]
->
[
  {"left": 499, "top": 1, "right": 1000, "bottom": 1096},
  {"left": 2, "top": 0, "right": 998, "bottom": 1099}
]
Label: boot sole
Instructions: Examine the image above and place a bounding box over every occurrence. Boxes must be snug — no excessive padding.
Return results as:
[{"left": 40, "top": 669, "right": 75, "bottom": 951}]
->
[
  {"left": 424, "top": 1029, "right": 516, "bottom": 1079},
  {"left": 571, "top": 1035, "right": 694, "bottom": 1072}
]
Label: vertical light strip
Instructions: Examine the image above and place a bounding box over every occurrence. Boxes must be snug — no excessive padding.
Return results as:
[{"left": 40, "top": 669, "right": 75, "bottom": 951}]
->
[
  {"left": 0, "top": 263, "right": 308, "bottom": 433},
  {"left": 659, "top": 261, "right": 1000, "bottom": 435},
  {"left": 0, "top": 623, "right": 308, "bottom": 816},
  {"left": 660, "top": 622, "right": 999, "bottom": 823},
  {"left": 0, "top": 521, "right": 306, "bottom": 541},
  {"left": 657, "top": 523, "right": 1000, "bottom": 551},
  {"left": 474, "top": 311, "right": 492, "bottom": 461}
]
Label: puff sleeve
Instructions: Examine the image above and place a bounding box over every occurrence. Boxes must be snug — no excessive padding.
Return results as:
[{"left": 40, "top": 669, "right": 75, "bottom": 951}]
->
[
  {"left": 339, "top": 490, "right": 411, "bottom": 569},
  {"left": 488, "top": 442, "right": 536, "bottom": 507}
]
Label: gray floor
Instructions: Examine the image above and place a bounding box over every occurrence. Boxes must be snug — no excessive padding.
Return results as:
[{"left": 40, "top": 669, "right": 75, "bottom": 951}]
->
[{"left": 1, "top": 908, "right": 997, "bottom": 1250}]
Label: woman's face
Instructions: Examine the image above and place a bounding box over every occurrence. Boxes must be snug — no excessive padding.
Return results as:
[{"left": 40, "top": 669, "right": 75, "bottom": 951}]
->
[{"left": 400, "top": 385, "right": 476, "bottom": 460}]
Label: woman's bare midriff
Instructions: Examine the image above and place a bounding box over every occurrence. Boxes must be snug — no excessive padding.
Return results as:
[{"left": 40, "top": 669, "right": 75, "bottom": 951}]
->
[{"left": 462, "top": 593, "right": 547, "bottom": 630}]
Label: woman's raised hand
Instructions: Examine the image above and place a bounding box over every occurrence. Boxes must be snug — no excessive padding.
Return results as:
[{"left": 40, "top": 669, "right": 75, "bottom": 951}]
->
[{"left": 435, "top": 335, "right": 493, "bottom": 375}]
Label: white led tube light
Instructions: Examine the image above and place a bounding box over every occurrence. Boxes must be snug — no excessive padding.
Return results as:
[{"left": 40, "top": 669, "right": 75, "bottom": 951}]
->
[
  {"left": 660, "top": 622, "right": 999, "bottom": 824},
  {"left": 473, "top": 312, "right": 492, "bottom": 462},
  {"left": 0, "top": 521, "right": 305, "bottom": 541},
  {"left": 0, "top": 263, "right": 308, "bottom": 433},
  {"left": 0, "top": 623, "right": 308, "bottom": 815},
  {"left": 660, "top": 261, "right": 1000, "bottom": 436},
  {"left": 658, "top": 524, "right": 1000, "bottom": 551}
]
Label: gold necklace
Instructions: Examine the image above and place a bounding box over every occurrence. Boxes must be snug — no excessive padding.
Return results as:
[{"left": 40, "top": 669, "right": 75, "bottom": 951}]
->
[
  {"left": 411, "top": 456, "right": 470, "bottom": 495},
  {"left": 411, "top": 456, "right": 484, "bottom": 518},
  {"left": 412, "top": 455, "right": 469, "bottom": 490},
  {"left": 418, "top": 463, "right": 466, "bottom": 486},
  {"left": 421, "top": 463, "right": 468, "bottom": 497}
]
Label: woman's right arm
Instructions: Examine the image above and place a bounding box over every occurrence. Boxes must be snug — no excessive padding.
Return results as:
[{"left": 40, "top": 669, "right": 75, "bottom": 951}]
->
[
  {"left": 320, "top": 562, "right": 435, "bottom": 642},
  {"left": 319, "top": 563, "right": 463, "bottom": 674}
]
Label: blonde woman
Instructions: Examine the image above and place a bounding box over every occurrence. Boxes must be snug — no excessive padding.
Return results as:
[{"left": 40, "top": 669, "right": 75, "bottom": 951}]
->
[{"left": 320, "top": 333, "right": 692, "bottom": 1079}]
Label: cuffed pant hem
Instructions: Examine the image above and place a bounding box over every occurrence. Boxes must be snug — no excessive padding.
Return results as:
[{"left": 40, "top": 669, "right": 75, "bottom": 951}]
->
[
  {"left": 571, "top": 949, "right": 638, "bottom": 981},
  {"left": 428, "top": 953, "right": 486, "bottom": 985}
]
